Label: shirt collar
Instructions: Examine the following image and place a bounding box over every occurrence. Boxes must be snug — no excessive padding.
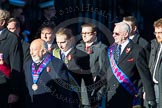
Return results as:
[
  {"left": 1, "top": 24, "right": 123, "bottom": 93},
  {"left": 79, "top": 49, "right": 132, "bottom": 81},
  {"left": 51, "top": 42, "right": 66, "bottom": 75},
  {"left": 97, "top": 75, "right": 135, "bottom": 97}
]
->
[
  {"left": 129, "top": 35, "right": 135, "bottom": 40},
  {"left": 0, "top": 29, "right": 5, "bottom": 35},
  {"left": 61, "top": 47, "right": 73, "bottom": 57},
  {"left": 120, "top": 39, "right": 130, "bottom": 54}
]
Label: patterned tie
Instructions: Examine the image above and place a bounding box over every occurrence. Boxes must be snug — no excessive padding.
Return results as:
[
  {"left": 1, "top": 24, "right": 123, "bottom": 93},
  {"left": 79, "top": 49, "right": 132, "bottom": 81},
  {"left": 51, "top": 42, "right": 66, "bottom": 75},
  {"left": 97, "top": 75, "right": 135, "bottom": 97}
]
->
[{"left": 115, "top": 45, "right": 121, "bottom": 62}]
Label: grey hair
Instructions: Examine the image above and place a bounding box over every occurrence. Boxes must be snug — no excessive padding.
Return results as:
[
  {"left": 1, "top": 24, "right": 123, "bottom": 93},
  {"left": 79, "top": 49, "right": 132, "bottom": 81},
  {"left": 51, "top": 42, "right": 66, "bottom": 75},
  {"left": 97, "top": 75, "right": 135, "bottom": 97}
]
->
[{"left": 115, "top": 22, "right": 130, "bottom": 34}]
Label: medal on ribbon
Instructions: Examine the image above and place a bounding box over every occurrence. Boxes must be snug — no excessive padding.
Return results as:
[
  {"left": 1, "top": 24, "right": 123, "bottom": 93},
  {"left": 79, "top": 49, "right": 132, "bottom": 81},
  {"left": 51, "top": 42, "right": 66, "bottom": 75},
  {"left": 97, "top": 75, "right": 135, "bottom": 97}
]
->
[{"left": 32, "top": 54, "right": 53, "bottom": 91}]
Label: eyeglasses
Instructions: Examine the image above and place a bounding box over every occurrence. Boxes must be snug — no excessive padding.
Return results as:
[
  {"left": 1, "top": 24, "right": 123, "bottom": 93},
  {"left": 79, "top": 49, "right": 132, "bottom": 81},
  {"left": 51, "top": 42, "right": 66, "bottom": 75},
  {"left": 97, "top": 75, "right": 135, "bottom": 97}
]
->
[
  {"left": 113, "top": 32, "right": 120, "bottom": 36},
  {"left": 81, "top": 32, "right": 93, "bottom": 35},
  {"left": 154, "top": 32, "right": 162, "bottom": 35}
]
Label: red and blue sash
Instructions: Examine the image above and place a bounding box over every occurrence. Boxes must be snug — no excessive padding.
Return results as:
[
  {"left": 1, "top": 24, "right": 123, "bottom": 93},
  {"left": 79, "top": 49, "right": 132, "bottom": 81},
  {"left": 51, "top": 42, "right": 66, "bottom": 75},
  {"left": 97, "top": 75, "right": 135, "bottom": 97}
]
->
[
  {"left": 32, "top": 54, "right": 53, "bottom": 84},
  {"left": 108, "top": 45, "right": 141, "bottom": 106}
]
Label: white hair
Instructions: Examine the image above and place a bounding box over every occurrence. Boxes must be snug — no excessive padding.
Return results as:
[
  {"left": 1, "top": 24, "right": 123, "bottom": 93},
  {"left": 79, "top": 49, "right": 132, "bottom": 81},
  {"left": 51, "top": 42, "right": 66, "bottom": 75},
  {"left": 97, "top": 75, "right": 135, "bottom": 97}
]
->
[{"left": 115, "top": 22, "right": 130, "bottom": 34}]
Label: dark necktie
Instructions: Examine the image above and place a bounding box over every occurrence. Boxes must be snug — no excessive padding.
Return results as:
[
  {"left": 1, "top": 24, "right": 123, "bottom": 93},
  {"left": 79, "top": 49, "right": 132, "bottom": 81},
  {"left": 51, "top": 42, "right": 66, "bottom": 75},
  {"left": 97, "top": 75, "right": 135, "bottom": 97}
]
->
[
  {"left": 115, "top": 45, "right": 121, "bottom": 62},
  {"left": 61, "top": 53, "right": 65, "bottom": 61}
]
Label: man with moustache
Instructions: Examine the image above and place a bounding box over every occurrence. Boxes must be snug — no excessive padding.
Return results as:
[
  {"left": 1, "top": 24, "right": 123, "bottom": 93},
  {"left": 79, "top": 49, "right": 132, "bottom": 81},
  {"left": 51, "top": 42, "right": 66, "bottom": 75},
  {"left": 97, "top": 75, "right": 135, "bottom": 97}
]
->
[{"left": 24, "top": 39, "right": 79, "bottom": 108}]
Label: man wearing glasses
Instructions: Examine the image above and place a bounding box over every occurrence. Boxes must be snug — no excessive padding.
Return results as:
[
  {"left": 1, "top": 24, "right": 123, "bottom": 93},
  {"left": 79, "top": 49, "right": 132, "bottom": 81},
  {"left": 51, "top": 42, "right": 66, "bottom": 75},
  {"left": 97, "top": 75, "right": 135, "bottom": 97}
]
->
[
  {"left": 76, "top": 23, "right": 107, "bottom": 108},
  {"left": 106, "top": 22, "right": 156, "bottom": 108},
  {"left": 149, "top": 18, "right": 162, "bottom": 108}
]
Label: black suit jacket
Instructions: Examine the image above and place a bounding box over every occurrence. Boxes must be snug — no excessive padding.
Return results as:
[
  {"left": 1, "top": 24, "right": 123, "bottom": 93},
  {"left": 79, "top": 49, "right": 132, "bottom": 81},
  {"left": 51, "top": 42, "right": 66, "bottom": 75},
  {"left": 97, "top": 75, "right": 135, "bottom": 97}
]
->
[
  {"left": 76, "top": 40, "right": 108, "bottom": 78},
  {"left": 107, "top": 40, "right": 155, "bottom": 108},
  {"left": 24, "top": 54, "right": 79, "bottom": 108},
  {"left": 132, "top": 33, "right": 151, "bottom": 62},
  {"left": 53, "top": 47, "right": 94, "bottom": 106},
  {"left": 0, "top": 29, "right": 22, "bottom": 93},
  {"left": 159, "top": 61, "right": 162, "bottom": 108},
  {"left": 65, "top": 48, "right": 93, "bottom": 86},
  {"left": 19, "top": 37, "right": 31, "bottom": 65},
  {"left": 76, "top": 40, "right": 108, "bottom": 106},
  {"left": 149, "top": 39, "right": 162, "bottom": 108}
]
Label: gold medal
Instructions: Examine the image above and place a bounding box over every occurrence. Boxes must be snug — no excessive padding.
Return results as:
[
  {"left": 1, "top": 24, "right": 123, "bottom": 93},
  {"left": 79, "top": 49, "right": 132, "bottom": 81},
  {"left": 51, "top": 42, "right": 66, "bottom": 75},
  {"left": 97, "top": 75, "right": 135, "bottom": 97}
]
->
[{"left": 32, "top": 84, "right": 38, "bottom": 91}]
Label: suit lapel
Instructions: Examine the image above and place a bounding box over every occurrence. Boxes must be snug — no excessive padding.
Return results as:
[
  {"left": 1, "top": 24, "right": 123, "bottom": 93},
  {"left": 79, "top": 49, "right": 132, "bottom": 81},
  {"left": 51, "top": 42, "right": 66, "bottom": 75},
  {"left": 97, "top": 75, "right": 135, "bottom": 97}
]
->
[
  {"left": 0, "top": 29, "right": 8, "bottom": 40},
  {"left": 67, "top": 48, "right": 75, "bottom": 56},
  {"left": 132, "top": 34, "right": 140, "bottom": 43},
  {"left": 25, "top": 60, "right": 34, "bottom": 95},
  {"left": 118, "top": 41, "right": 133, "bottom": 64}
]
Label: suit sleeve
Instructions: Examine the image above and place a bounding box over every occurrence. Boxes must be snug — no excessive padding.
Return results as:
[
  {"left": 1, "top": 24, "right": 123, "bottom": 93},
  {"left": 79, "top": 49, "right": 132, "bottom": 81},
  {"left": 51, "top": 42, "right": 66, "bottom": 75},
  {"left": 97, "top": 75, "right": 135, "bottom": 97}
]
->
[
  {"left": 9, "top": 35, "right": 23, "bottom": 94},
  {"left": 98, "top": 46, "right": 108, "bottom": 78},
  {"left": 136, "top": 48, "right": 155, "bottom": 101}
]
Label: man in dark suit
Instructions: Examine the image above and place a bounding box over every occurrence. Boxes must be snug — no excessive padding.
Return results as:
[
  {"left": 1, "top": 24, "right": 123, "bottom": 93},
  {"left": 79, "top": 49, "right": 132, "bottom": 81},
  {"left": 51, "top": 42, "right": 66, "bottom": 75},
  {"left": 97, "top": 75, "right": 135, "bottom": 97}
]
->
[
  {"left": 39, "top": 21, "right": 57, "bottom": 53},
  {"left": 107, "top": 22, "right": 156, "bottom": 108},
  {"left": 6, "top": 17, "right": 31, "bottom": 108},
  {"left": 149, "top": 18, "right": 162, "bottom": 108},
  {"left": 0, "top": 9, "right": 22, "bottom": 108},
  {"left": 76, "top": 23, "right": 107, "bottom": 108},
  {"left": 24, "top": 39, "right": 79, "bottom": 108},
  {"left": 7, "top": 17, "right": 31, "bottom": 64},
  {"left": 123, "top": 16, "right": 151, "bottom": 62},
  {"left": 54, "top": 28, "right": 93, "bottom": 108}
]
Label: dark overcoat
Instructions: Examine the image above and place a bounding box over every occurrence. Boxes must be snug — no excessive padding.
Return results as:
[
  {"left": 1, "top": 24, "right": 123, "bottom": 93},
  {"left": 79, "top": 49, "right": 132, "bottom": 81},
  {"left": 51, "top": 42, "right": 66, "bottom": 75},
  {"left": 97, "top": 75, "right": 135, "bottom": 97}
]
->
[
  {"left": 107, "top": 40, "right": 155, "bottom": 108},
  {"left": 0, "top": 29, "right": 22, "bottom": 107},
  {"left": 24, "top": 54, "right": 79, "bottom": 108}
]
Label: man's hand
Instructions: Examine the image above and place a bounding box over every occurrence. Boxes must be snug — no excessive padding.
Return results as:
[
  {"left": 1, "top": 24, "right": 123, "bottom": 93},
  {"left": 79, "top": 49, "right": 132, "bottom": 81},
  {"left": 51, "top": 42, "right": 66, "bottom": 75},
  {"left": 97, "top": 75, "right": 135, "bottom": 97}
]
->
[
  {"left": 8, "top": 94, "right": 19, "bottom": 103},
  {"left": 148, "top": 100, "right": 157, "bottom": 108}
]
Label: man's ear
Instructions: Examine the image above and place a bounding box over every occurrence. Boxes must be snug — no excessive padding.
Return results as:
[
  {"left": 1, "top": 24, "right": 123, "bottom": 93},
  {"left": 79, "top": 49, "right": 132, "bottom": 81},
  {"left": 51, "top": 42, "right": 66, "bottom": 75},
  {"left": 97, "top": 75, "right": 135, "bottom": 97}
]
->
[
  {"left": 132, "top": 25, "right": 137, "bottom": 32},
  {"left": 93, "top": 31, "right": 97, "bottom": 36},
  {"left": 0, "top": 20, "right": 5, "bottom": 26},
  {"left": 124, "top": 31, "right": 129, "bottom": 39},
  {"left": 42, "top": 48, "right": 47, "bottom": 55}
]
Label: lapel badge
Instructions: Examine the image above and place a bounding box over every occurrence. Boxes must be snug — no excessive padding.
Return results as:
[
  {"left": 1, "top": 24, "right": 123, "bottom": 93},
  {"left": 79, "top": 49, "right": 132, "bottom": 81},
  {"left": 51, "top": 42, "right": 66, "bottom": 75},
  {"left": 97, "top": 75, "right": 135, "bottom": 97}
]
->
[
  {"left": 126, "top": 48, "right": 131, "bottom": 54},
  {"left": 67, "top": 54, "right": 72, "bottom": 61},
  {"left": 46, "top": 66, "right": 51, "bottom": 72},
  {"left": 0, "top": 53, "right": 4, "bottom": 64},
  {"left": 0, "top": 53, "right": 4, "bottom": 59},
  {"left": 87, "top": 49, "right": 93, "bottom": 54}
]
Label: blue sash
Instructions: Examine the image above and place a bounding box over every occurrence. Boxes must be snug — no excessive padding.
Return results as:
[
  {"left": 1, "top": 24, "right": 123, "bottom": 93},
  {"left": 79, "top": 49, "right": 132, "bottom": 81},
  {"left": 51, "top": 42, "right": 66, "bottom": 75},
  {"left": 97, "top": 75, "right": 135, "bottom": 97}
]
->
[{"left": 108, "top": 45, "right": 141, "bottom": 106}]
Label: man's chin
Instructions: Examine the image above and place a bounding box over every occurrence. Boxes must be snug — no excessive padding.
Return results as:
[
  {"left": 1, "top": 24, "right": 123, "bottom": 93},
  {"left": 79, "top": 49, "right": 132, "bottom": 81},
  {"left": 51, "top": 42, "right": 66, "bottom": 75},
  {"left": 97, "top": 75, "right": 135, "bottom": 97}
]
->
[
  {"left": 157, "top": 39, "right": 162, "bottom": 43},
  {"left": 32, "top": 58, "right": 41, "bottom": 64}
]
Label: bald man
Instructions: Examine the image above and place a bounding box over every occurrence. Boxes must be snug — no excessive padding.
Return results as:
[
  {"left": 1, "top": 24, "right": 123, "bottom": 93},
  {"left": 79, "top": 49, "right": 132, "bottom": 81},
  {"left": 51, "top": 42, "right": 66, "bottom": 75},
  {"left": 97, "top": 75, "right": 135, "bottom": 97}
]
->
[{"left": 23, "top": 39, "right": 79, "bottom": 108}]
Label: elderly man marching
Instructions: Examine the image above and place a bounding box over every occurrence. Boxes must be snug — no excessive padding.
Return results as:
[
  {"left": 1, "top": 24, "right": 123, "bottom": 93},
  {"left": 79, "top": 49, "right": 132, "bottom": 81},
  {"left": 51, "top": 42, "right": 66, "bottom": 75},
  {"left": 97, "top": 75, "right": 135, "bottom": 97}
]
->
[{"left": 106, "top": 22, "right": 156, "bottom": 108}]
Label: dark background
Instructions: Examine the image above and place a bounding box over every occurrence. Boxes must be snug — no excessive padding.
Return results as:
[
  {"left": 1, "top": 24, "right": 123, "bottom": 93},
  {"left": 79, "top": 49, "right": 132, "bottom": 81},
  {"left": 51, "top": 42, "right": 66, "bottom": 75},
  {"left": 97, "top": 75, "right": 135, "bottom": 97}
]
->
[{"left": 1, "top": 0, "right": 162, "bottom": 44}]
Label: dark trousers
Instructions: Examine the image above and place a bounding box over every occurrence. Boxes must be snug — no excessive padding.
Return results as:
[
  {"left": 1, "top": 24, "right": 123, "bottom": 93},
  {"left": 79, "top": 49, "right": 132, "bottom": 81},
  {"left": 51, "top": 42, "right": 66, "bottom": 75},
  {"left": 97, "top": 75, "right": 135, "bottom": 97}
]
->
[
  {"left": 143, "top": 84, "right": 159, "bottom": 108},
  {"left": 0, "top": 83, "right": 9, "bottom": 108}
]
